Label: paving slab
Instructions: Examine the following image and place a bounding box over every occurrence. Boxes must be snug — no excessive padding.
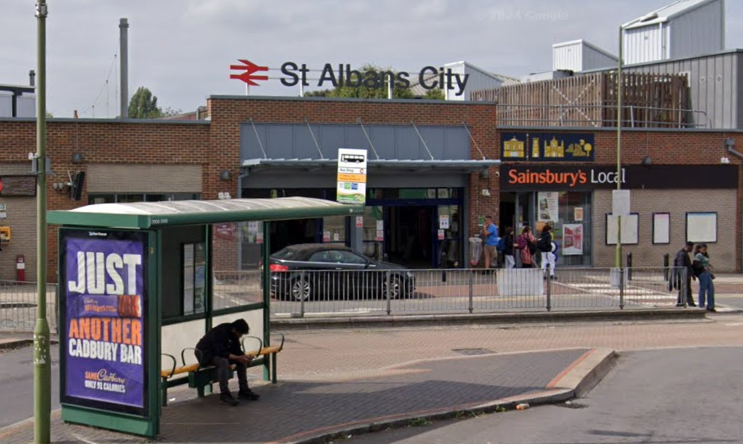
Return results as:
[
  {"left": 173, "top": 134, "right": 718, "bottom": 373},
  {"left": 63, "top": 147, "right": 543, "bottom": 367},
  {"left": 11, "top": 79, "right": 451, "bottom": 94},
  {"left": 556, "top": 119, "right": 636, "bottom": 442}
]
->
[{"left": 1, "top": 348, "right": 602, "bottom": 444}]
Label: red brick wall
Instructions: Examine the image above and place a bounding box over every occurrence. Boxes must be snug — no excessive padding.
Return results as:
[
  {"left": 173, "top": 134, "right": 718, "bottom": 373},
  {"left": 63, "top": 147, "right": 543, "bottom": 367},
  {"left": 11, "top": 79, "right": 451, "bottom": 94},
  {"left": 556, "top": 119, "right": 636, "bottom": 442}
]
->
[
  {"left": 205, "top": 97, "right": 500, "bottom": 270},
  {"left": 496, "top": 127, "right": 743, "bottom": 270},
  {"left": 0, "top": 120, "right": 210, "bottom": 281}
]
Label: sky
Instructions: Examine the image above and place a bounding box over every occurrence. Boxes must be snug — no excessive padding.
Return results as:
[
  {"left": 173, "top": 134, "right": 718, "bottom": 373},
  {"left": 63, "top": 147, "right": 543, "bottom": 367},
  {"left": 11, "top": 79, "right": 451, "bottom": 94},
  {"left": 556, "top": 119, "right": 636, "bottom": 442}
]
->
[{"left": 1, "top": 0, "right": 741, "bottom": 118}]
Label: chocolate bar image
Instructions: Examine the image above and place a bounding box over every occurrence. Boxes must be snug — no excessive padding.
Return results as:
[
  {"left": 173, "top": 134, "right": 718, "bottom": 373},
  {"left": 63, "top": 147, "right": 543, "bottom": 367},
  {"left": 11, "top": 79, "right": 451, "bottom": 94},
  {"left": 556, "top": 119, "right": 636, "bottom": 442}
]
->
[{"left": 78, "top": 295, "right": 141, "bottom": 318}]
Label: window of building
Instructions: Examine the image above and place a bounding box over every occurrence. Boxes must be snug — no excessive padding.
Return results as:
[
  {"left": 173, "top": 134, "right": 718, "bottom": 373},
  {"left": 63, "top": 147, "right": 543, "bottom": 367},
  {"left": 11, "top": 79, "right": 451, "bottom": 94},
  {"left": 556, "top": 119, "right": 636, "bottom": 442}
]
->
[{"left": 88, "top": 193, "right": 200, "bottom": 205}]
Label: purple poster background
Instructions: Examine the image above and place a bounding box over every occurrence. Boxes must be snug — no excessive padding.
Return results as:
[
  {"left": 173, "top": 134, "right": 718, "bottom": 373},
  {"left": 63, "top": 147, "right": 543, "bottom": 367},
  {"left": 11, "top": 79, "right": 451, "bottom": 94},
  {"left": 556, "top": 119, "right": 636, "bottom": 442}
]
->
[{"left": 63, "top": 235, "right": 145, "bottom": 409}]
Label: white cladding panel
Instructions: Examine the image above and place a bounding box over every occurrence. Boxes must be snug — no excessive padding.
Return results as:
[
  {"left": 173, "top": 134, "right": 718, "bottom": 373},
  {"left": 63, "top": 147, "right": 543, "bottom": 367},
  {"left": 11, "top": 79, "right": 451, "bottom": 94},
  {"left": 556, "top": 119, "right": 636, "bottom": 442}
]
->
[
  {"left": 624, "top": 26, "right": 664, "bottom": 64},
  {"left": 553, "top": 41, "right": 583, "bottom": 72},
  {"left": 16, "top": 93, "right": 36, "bottom": 118},
  {"left": 0, "top": 91, "right": 12, "bottom": 117},
  {"left": 669, "top": 0, "right": 724, "bottom": 59},
  {"left": 444, "top": 62, "right": 503, "bottom": 101}
]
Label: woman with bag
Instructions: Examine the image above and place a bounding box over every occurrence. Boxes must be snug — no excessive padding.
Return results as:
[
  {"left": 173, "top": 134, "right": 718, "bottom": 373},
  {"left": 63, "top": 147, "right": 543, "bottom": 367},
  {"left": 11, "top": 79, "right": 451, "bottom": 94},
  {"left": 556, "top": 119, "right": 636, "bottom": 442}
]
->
[
  {"left": 516, "top": 226, "right": 537, "bottom": 268},
  {"left": 694, "top": 243, "right": 716, "bottom": 312}
]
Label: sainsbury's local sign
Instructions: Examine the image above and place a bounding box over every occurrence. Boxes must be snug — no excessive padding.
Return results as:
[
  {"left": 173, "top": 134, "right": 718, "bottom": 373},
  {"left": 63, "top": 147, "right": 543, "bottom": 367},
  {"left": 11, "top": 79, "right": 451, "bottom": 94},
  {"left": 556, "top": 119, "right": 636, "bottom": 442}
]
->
[{"left": 230, "top": 59, "right": 470, "bottom": 96}]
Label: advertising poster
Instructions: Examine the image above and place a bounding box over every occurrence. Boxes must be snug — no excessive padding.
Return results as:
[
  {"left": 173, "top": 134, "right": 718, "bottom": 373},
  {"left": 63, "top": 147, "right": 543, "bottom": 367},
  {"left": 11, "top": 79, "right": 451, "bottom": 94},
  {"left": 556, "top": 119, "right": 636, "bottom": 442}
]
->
[
  {"left": 563, "top": 224, "right": 584, "bottom": 256},
  {"left": 336, "top": 148, "right": 367, "bottom": 205},
  {"left": 537, "top": 192, "right": 559, "bottom": 223},
  {"left": 61, "top": 230, "right": 147, "bottom": 414},
  {"left": 574, "top": 207, "right": 584, "bottom": 221}
]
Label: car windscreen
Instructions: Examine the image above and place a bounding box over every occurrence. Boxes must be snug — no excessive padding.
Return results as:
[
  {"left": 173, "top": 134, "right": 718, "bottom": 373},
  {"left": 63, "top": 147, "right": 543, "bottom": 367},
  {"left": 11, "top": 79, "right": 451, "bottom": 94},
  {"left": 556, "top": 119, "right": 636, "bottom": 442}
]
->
[{"left": 272, "top": 247, "right": 300, "bottom": 260}]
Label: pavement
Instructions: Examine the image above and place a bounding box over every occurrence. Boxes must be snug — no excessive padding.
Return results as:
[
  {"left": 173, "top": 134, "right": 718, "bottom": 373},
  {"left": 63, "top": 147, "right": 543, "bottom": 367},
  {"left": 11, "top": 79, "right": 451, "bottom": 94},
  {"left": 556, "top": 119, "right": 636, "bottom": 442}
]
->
[
  {"left": 0, "top": 346, "right": 615, "bottom": 444},
  {"left": 0, "top": 273, "right": 741, "bottom": 443}
]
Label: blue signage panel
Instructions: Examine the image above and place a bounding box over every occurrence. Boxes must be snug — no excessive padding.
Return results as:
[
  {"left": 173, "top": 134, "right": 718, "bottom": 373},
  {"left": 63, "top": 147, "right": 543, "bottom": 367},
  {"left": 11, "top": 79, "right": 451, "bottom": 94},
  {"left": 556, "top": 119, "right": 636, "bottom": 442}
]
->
[{"left": 501, "top": 132, "right": 595, "bottom": 162}]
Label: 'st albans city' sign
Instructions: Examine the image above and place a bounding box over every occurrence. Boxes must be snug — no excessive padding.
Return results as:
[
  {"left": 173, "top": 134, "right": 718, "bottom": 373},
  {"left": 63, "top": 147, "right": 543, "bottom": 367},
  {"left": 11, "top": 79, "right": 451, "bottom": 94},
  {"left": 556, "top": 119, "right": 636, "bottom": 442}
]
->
[{"left": 230, "top": 60, "right": 470, "bottom": 96}]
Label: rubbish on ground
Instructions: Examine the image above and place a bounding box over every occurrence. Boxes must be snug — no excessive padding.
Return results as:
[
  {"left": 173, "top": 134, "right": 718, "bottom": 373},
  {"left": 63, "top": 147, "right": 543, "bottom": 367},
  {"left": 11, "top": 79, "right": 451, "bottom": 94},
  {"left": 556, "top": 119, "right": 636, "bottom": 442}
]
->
[{"left": 516, "top": 403, "right": 530, "bottom": 410}]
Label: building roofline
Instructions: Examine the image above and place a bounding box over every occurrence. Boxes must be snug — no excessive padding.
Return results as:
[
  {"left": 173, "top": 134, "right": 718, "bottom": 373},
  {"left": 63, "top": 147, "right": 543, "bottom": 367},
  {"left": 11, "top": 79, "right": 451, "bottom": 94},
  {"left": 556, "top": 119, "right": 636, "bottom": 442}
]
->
[
  {"left": 552, "top": 39, "right": 618, "bottom": 61},
  {"left": 498, "top": 125, "right": 743, "bottom": 134},
  {"left": 623, "top": 0, "right": 719, "bottom": 29},
  {"left": 208, "top": 94, "right": 496, "bottom": 105},
  {"left": 580, "top": 48, "right": 743, "bottom": 73},
  {"left": 0, "top": 117, "right": 211, "bottom": 125}
]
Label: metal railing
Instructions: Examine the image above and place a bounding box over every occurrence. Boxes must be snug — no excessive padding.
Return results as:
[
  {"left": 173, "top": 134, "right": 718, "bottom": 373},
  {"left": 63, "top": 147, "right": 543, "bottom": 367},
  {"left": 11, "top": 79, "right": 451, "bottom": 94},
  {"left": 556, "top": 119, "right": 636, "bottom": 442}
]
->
[
  {"left": 269, "top": 267, "right": 688, "bottom": 318},
  {"left": 0, "top": 280, "right": 58, "bottom": 333},
  {"left": 0, "top": 268, "right": 689, "bottom": 331},
  {"left": 495, "top": 104, "right": 709, "bottom": 129}
]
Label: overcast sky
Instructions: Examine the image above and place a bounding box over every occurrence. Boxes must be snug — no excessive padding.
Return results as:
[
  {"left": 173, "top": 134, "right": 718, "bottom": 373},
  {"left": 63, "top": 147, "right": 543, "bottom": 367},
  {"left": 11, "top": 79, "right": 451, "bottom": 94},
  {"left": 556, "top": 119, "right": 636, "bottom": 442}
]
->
[{"left": 2, "top": 0, "right": 741, "bottom": 118}]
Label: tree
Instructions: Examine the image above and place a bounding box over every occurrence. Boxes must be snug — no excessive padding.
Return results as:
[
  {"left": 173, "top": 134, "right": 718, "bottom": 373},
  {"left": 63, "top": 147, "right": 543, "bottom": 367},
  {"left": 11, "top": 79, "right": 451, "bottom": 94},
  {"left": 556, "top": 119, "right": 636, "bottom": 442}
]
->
[
  {"left": 424, "top": 88, "right": 445, "bottom": 100},
  {"left": 308, "top": 64, "right": 415, "bottom": 100},
  {"left": 128, "top": 86, "right": 162, "bottom": 119}
]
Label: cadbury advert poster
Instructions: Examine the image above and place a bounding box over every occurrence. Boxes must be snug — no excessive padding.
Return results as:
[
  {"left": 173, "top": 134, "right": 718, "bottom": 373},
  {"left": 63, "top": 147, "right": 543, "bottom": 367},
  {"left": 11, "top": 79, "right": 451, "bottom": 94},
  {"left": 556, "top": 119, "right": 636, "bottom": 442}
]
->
[{"left": 62, "top": 232, "right": 146, "bottom": 411}]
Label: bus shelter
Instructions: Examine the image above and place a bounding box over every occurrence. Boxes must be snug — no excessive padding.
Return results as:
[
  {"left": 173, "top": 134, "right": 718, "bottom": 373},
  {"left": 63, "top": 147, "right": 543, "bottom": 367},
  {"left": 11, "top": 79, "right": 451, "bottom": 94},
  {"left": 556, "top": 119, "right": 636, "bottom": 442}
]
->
[{"left": 47, "top": 197, "right": 363, "bottom": 438}]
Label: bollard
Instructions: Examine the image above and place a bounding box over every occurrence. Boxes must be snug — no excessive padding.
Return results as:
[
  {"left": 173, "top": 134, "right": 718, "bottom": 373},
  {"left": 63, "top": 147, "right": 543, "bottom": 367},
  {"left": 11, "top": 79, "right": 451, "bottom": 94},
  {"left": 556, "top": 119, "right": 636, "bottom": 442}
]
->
[
  {"left": 299, "top": 270, "right": 306, "bottom": 318},
  {"left": 385, "top": 271, "right": 392, "bottom": 316},
  {"left": 626, "top": 252, "right": 633, "bottom": 281},
  {"left": 468, "top": 271, "right": 474, "bottom": 314},
  {"left": 663, "top": 253, "right": 670, "bottom": 281},
  {"left": 545, "top": 267, "right": 552, "bottom": 312},
  {"left": 619, "top": 267, "right": 625, "bottom": 310}
]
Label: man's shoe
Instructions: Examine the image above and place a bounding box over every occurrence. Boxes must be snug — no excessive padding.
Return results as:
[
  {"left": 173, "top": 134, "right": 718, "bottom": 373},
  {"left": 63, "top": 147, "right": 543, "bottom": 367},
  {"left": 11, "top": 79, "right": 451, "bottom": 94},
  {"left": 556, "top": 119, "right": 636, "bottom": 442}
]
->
[
  {"left": 676, "top": 303, "right": 685, "bottom": 307},
  {"left": 238, "top": 390, "right": 260, "bottom": 401},
  {"left": 219, "top": 393, "right": 240, "bottom": 406},
  {"left": 707, "top": 308, "right": 717, "bottom": 313}
]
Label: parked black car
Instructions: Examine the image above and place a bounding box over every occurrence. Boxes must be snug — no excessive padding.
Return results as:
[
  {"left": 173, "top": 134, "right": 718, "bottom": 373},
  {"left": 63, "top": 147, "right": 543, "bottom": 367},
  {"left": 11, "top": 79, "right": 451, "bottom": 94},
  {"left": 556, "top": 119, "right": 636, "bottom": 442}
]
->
[{"left": 265, "top": 244, "right": 415, "bottom": 301}]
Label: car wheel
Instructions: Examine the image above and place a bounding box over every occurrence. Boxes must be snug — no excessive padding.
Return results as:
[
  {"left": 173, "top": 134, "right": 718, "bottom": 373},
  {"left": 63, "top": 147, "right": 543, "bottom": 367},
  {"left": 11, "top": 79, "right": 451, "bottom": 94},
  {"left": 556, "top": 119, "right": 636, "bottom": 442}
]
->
[
  {"left": 291, "top": 277, "right": 311, "bottom": 302},
  {"left": 382, "top": 276, "right": 403, "bottom": 300}
]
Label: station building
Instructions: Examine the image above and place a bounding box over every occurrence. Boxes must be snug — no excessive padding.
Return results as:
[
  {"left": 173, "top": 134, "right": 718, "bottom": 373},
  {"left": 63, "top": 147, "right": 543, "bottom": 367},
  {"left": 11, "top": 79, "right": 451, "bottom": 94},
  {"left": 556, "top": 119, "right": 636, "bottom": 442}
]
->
[{"left": 0, "top": 95, "right": 741, "bottom": 282}]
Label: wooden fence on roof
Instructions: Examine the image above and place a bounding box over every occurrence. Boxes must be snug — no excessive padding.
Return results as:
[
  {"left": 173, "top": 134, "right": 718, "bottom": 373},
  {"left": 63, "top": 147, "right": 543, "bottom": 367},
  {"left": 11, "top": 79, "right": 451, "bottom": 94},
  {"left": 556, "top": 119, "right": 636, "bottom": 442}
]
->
[{"left": 471, "top": 72, "right": 695, "bottom": 128}]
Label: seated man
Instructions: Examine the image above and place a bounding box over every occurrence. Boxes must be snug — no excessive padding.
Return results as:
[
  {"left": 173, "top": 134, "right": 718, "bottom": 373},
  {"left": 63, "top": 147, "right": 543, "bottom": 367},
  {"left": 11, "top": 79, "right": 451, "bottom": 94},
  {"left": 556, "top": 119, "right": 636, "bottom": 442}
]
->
[{"left": 195, "top": 319, "right": 260, "bottom": 406}]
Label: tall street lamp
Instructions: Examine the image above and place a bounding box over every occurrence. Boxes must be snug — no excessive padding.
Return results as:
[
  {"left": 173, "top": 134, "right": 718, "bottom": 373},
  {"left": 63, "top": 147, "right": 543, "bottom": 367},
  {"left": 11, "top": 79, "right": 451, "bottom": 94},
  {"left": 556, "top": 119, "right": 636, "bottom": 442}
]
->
[{"left": 34, "top": 1, "right": 51, "bottom": 443}]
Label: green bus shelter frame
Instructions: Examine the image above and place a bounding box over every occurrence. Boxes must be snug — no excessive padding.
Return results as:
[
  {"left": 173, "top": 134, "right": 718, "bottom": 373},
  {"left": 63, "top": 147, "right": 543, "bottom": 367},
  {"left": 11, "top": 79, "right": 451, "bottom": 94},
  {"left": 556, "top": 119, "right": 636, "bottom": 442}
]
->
[{"left": 48, "top": 197, "right": 364, "bottom": 438}]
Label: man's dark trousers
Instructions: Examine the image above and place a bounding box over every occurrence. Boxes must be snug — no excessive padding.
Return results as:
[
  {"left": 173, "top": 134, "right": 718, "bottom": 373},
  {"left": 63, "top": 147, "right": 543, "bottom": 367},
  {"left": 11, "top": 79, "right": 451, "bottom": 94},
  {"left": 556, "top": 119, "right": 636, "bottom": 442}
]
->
[
  {"left": 677, "top": 275, "right": 694, "bottom": 305},
  {"left": 212, "top": 356, "right": 249, "bottom": 394}
]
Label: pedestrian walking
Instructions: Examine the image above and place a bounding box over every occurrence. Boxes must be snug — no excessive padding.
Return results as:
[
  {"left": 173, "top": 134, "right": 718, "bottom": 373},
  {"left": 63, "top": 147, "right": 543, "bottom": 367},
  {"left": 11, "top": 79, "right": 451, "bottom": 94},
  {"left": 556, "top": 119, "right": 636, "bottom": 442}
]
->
[
  {"left": 674, "top": 241, "right": 696, "bottom": 307},
  {"left": 516, "top": 226, "right": 537, "bottom": 268},
  {"left": 537, "top": 225, "right": 556, "bottom": 279},
  {"left": 481, "top": 215, "right": 499, "bottom": 270},
  {"left": 694, "top": 243, "right": 716, "bottom": 312}
]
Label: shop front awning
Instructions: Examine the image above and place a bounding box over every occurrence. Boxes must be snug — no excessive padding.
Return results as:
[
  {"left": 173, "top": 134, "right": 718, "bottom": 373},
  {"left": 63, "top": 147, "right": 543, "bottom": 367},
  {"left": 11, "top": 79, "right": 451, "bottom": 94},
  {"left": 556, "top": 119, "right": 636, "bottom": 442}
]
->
[
  {"left": 47, "top": 197, "right": 364, "bottom": 229},
  {"left": 242, "top": 158, "right": 501, "bottom": 173}
]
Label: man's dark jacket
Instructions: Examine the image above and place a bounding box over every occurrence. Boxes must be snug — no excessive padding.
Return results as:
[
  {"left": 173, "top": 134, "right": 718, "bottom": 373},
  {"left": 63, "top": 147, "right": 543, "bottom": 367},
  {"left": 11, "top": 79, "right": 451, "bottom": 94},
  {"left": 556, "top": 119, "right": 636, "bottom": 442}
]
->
[
  {"left": 674, "top": 248, "right": 693, "bottom": 285},
  {"left": 195, "top": 323, "right": 243, "bottom": 365}
]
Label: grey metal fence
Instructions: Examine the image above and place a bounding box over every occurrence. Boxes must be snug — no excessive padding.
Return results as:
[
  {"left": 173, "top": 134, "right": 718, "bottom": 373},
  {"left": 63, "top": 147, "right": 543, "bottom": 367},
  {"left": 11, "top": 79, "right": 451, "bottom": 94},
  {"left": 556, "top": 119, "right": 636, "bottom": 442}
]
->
[
  {"left": 0, "top": 268, "right": 689, "bottom": 331},
  {"left": 0, "top": 281, "right": 58, "bottom": 333},
  {"left": 269, "top": 267, "right": 688, "bottom": 318}
]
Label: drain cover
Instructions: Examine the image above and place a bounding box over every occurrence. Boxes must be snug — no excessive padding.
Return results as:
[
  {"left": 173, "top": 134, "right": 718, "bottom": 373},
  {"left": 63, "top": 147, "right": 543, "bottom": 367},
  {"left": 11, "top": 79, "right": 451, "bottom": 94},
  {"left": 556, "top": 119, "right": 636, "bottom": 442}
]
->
[{"left": 452, "top": 348, "right": 495, "bottom": 356}]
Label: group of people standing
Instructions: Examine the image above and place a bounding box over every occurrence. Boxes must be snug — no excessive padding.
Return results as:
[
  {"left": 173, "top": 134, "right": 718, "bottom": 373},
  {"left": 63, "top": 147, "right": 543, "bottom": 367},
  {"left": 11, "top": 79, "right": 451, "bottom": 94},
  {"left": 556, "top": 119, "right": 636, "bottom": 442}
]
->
[
  {"left": 481, "top": 216, "right": 557, "bottom": 277},
  {"left": 675, "top": 241, "right": 716, "bottom": 312}
]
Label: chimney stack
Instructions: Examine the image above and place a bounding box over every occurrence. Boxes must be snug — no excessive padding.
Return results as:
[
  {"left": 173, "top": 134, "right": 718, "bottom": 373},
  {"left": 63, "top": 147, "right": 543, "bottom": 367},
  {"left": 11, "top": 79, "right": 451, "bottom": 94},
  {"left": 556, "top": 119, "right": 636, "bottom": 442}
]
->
[{"left": 119, "top": 18, "right": 129, "bottom": 118}]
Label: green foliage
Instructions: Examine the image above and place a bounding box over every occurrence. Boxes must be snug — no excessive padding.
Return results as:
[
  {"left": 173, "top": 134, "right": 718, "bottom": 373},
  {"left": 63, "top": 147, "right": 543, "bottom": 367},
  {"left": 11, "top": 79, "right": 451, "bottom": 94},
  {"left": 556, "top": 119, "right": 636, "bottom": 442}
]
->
[
  {"left": 128, "top": 87, "right": 162, "bottom": 119},
  {"left": 308, "top": 64, "right": 414, "bottom": 99},
  {"left": 424, "top": 88, "right": 445, "bottom": 100}
]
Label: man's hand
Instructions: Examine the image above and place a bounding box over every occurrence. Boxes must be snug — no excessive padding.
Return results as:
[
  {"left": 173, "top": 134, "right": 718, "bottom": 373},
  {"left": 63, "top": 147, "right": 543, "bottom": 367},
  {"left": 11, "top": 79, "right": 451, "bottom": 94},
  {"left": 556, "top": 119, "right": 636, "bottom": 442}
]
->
[{"left": 239, "top": 355, "right": 253, "bottom": 365}]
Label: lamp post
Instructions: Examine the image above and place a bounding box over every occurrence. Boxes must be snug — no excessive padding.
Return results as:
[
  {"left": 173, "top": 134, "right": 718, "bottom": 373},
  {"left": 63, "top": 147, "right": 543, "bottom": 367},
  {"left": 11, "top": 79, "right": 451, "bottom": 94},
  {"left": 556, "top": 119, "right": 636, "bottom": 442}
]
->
[
  {"left": 616, "top": 25, "right": 624, "bottom": 268},
  {"left": 33, "top": 1, "right": 51, "bottom": 443}
]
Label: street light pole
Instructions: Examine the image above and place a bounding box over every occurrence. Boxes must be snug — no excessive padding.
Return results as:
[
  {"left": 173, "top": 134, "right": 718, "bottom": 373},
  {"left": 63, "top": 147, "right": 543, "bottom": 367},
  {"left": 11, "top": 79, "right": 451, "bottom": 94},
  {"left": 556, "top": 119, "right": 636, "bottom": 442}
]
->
[
  {"left": 615, "top": 25, "right": 624, "bottom": 268},
  {"left": 34, "top": 1, "right": 51, "bottom": 443}
]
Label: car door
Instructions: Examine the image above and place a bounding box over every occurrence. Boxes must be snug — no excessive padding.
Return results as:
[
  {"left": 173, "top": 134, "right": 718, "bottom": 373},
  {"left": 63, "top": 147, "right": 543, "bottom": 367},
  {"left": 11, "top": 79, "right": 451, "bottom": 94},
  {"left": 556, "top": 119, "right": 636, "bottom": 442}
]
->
[{"left": 325, "top": 250, "right": 368, "bottom": 300}]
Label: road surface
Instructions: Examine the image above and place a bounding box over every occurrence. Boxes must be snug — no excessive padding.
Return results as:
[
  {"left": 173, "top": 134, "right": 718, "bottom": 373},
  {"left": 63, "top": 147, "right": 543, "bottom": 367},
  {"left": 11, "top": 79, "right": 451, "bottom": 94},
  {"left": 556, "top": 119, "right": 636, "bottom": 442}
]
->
[
  {"left": 346, "top": 347, "right": 743, "bottom": 443},
  {"left": 0, "top": 345, "right": 59, "bottom": 429}
]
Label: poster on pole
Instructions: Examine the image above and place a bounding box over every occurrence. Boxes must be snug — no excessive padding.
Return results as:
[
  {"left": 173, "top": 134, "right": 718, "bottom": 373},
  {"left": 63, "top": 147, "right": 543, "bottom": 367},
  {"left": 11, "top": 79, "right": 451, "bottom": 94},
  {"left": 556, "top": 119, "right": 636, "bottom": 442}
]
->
[
  {"left": 562, "top": 224, "right": 584, "bottom": 256},
  {"left": 60, "top": 229, "right": 148, "bottom": 415},
  {"left": 537, "top": 192, "right": 559, "bottom": 223},
  {"left": 337, "top": 148, "right": 367, "bottom": 205}
]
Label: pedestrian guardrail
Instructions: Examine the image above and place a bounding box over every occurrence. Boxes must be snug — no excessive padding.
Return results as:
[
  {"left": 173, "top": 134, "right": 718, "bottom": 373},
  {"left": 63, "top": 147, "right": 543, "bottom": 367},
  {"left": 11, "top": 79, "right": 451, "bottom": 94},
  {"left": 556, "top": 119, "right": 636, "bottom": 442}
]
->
[
  {"left": 0, "top": 280, "right": 58, "bottom": 333},
  {"left": 1, "top": 267, "right": 689, "bottom": 331}
]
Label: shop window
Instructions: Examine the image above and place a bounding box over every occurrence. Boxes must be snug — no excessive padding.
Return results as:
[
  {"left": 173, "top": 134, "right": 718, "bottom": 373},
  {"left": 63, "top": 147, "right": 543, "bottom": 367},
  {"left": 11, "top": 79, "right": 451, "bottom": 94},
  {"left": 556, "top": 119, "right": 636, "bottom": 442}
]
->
[{"left": 322, "top": 216, "right": 346, "bottom": 243}]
